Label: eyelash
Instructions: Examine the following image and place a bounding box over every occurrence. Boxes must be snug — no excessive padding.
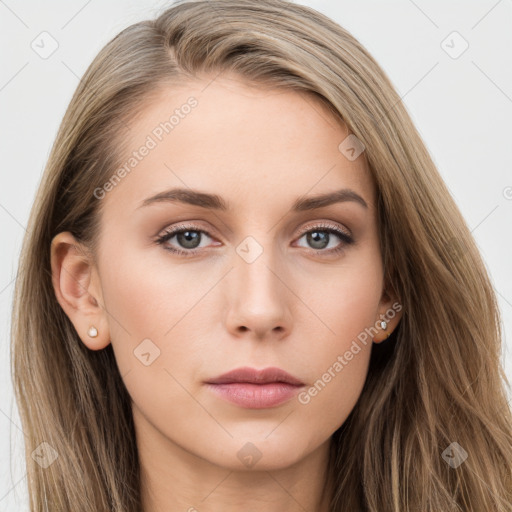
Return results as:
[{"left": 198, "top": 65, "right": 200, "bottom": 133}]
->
[{"left": 154, "top": 221, "right": 354, "bottom": 257}]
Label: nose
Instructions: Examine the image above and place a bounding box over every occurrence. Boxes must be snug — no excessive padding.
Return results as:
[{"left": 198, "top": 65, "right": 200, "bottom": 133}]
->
[{"left": 223, "top": 242, "right": 293, "bottom": 341}]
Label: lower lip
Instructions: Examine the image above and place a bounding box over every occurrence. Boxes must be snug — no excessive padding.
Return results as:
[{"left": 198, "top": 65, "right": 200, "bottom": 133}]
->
[{"left": 205, "top": 382, "right": 302, "bottom": 409}]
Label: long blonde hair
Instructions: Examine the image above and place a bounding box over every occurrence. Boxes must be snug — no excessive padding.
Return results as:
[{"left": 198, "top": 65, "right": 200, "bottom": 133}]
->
[{"left": 11, "top": 0, "right": 512, "bottom": 510}]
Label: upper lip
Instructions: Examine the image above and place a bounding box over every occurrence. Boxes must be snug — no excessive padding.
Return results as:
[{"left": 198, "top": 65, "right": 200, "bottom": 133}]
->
[{"left": 205, "top": 366, "right": 304, "bottom": 386}]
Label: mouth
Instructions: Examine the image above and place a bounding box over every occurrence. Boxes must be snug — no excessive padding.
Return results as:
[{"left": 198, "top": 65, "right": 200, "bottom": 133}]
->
[{"left": 204, "top": 366, "right": 305, "bottom": 409}]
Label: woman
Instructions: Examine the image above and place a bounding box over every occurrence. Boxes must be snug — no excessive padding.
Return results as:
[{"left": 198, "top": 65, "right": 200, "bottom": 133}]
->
[{"left": 11, "top": 0, "right": 512, "bottom": 510}]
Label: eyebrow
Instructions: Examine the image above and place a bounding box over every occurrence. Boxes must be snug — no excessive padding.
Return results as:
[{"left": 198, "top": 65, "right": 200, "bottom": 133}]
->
[{"left": 138, "top": 187, "right": 368, "bottom": 211}]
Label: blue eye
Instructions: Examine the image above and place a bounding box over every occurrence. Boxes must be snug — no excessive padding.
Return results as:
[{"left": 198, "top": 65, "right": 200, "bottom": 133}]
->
[
  {"left": 155, "top": 222, "right": 354, "bottom": 257},
  {"left": 295, "top": 223, "right": 354, "bottom": 254},
  {"left": 155, "top": 223, "right": 213, "bottom": 257}
]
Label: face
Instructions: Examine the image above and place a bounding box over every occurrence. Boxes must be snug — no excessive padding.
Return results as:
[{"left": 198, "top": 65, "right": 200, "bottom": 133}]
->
[{"left": 53, "top": 73, "right": 401, "bottom": 474}]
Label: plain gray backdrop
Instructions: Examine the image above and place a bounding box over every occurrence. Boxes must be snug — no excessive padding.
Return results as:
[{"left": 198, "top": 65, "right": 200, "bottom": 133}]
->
[{"left": 1, "top": 1, "right": 511, "bottom": 510}]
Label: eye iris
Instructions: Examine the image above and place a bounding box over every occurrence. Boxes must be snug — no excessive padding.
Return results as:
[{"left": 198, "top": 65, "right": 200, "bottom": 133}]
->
[
  {"left": 307, "top": 231, "right": 329, "bottom": 249},
  {"left": 177, "top": 230, "right": 201, "bottom": 249}
]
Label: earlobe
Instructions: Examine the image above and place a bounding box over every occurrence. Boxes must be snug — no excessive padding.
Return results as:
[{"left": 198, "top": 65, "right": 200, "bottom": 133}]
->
[
  {"left": 373, "top": 319, "right": 391, "bottom": 344},
  {"left": 50, "top": 231, "right": 110, "bottom": 350},
  {"left": 373, "top": 288, "right": 403, "bottom": 343}
]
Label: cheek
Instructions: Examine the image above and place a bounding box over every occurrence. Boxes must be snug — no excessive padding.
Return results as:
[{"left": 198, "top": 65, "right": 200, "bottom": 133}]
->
[
  {"left": 296, "top": 342, "right": 371, "bottom": 453},
  {"left": 293, "top": 253, "right": 382, "bottom": 429},
  {"left": 101, "top": 234, "right": 215, "bottom": 329},
  {"left": 99, "top": 248, "right": 211, "bottom": 433},
  {"left": 98, "top": 241, "right": 211, "bottom": 375},
  {"left": 297, "top": 246, "right": 383, "bottom": 346},
  {"left": 294, "top": 293, "right": 376, "bottom": 443}
]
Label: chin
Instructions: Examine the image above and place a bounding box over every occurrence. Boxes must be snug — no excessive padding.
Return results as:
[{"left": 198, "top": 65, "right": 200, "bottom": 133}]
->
[{"left": 204, "top": 436, "right": 315, "bottom": 472}]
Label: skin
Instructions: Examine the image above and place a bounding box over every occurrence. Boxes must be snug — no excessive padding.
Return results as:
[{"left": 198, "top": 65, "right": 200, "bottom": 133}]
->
[{"left": 51, "top": 73, "right": 402, "bottom": 512}]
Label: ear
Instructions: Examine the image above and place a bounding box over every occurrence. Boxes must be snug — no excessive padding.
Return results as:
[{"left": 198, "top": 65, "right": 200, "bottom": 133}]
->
[
  {"left": 373, "top": 286, "right": 403, "bottom": 343},
  {"left": 50, "top": 231, "right": 110, "bottom": 350}
]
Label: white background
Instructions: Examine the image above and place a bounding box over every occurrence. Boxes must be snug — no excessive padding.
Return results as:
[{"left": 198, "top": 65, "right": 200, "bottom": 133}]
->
[{"left": 1, "top": 1, "right": 511, "bottom": 509}]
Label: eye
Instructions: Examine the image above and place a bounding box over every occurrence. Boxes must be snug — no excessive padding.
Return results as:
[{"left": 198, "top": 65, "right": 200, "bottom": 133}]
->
[
  {"left": 294, "top": 222, "right": 354, "bottom": 255},
  {"left": 155, "top": 223, "right": 218, "bottom": 257}
]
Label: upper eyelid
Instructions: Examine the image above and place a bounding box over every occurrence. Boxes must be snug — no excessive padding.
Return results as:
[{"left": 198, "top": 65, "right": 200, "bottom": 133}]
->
[{"left": 296, "top": 221, "right": 351, "bottom": 237}]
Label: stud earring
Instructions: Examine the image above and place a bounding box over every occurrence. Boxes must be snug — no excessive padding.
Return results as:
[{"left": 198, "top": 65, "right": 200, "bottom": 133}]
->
[
  {"left": 379, "top": 320, "right": 387, "bottom": 330},
  {"left": 87, "top": 326, "right": 98, "bottom": 338}
]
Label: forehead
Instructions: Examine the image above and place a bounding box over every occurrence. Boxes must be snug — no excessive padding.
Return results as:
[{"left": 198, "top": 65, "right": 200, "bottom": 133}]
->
[{"left": 103, "top": 73, "right": 376, "bottom": 214}]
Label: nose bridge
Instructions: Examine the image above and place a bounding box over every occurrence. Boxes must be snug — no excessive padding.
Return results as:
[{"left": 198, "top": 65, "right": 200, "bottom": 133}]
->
[
  {"left": 233, "top": 233, "right": 283, "bottom": 299},
  {"left": 224, "top": 231, "right": 292, "bottom": 336}
]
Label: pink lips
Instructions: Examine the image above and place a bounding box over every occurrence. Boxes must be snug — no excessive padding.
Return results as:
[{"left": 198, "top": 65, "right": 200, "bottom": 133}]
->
[{"left": 205, "top": 366, "right": 305, "bottom": 409}]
